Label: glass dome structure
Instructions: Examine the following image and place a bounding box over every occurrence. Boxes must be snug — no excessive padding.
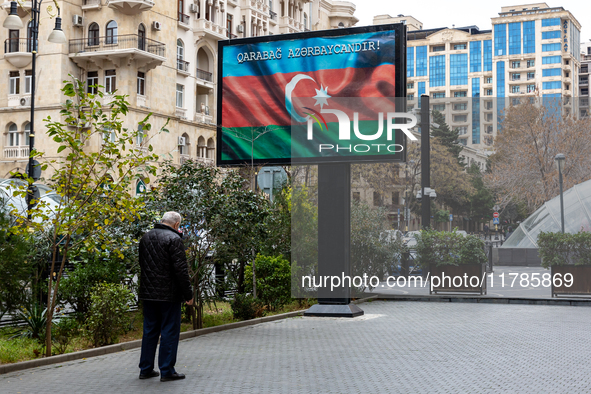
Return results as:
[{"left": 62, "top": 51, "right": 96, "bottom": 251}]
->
[{"left": 502, "top": 179, "right": 591, "bottom": 248}]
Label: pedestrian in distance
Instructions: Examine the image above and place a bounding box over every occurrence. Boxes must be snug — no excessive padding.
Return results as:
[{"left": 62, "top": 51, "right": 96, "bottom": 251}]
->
[
  {"left": 484, "top": 224, "right": 489, "bottom": 239},
  {"left": 505, "top": 226, "right": 513, "bottom": 241},
  {"left": 138, "top": 211, "right": 194, "bottom": 382}
]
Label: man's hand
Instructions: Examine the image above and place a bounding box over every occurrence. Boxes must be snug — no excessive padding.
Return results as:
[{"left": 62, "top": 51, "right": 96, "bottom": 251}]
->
[{"left": 186, "top": 298, "right": 194, "bottom": 306}]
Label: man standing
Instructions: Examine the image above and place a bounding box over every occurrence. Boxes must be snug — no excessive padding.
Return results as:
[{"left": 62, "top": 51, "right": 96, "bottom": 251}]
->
[{"left": 138, "top": 211, "right": 194, "bottom": 382}]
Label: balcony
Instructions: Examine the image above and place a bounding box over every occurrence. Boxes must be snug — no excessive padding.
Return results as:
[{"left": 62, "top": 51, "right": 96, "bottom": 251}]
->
[
  {"left": 82, "top": 0, "right": 101, "bottom": 10},
  {"left": 178, "top": 12, "right": 190, "bottom": 30},
  {"left": 4, "top": 39, "right": 32, "bottom": 68},
  {"left": 196, "top": 68, "right": 213, "bottom": 85},
  {"left": 279, "top": 16, "right": 303, "bottom": 33},
  {"left": 108, "top": 0, "right": 153, "bottom": 14},
  {"left": 1, "top": 1, "right": 31, "bottom": 17},
  {"left": 194, "top": 19, "right": 226, "bottom": 40},
  {"left": 580, "top": 77, "right": 589, "bottom": 87},
  {"left": 3, "top": 145, "right": 29, "bottom": 159},
  {"left": 269, "top": 10, "right": 277, "bottom": 24},
  {"left": 69, "top": 34, "right": 166, "bottom": 70},
  {"left": 177, "top": 59, "right": 190, "bottom": 76}
]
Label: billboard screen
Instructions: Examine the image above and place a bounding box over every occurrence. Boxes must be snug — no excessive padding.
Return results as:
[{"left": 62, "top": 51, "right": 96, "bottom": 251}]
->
[{"left": 217, "top": 24, "right": 406, "bottom": 166}]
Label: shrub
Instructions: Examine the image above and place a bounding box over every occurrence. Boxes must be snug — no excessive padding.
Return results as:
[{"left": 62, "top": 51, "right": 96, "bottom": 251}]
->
[
  {"left": 230, "top": 294, "right": 265, "bottom": 320},
  {"left": 85, "top": 283, "right": 134, "bottom": 347},
  {"left": 245, "top": 255, "right": 291, "bottom": 310},
  {"left": 415, "top": 230, "right": 487, "bottom": 267},
  {"left": 52, "top": 316, "right": 79, "bottom": 355},
  {"left": 538, "top": 231, "right": 591, "bottom": 269},
  {"left": 11, "top": 303, "right": 47, "bottom": 345}
]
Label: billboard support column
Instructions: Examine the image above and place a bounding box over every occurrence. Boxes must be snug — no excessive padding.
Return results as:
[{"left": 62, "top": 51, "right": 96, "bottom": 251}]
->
[
  {"left": 421, "top": 94, "right": 431, "bottom": 230},
  {"left": 304, "top": 162, "right": 363, "bottom": 318}
]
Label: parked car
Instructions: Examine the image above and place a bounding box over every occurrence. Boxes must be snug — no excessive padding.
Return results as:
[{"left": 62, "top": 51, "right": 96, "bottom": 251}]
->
[{"left": 402, "top": 230, "right": 421, "bottom": 247}]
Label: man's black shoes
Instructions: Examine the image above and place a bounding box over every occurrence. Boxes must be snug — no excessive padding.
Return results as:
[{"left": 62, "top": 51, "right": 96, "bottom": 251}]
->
[
  {"left": 160, "top": 373, "right": 186, "bottom": 382},
  {"left": 139, "top": 370, "right": 160, "bottom": 379}
]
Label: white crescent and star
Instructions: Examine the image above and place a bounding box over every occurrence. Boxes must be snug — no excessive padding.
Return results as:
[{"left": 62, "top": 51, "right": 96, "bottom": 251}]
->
[{"left": 285, "top": 74, "right": 331, "bottom": 122}]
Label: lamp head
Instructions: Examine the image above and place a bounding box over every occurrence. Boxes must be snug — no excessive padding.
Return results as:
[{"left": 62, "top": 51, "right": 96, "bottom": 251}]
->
[
  {"left": 3, "top": 2, "right": 23, "bottom": 29},
  {"left": 554, "top": 153, "right": 566, "bottom": 172},
  {"left": 47, "top": 17, "right": 67, "bottom": 44}
]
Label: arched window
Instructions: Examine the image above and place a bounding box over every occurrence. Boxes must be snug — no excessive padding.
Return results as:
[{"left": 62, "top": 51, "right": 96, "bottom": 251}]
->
[
  {"left": 303, "top": 13, "right": 307, "bottom": 30},
  {"left": 206, "top": 138, "right": 215, "bottom": 159},
  {"left": 136, "top": 123, "right": 146, "bottom": 145},
  {"left": 24, "top": 122, "right": 30, "bottom": 146},
  {"left": 106, "top": 20, "right": 118, "bottom": 45},
  {"left": 8, "top": 123, "right": 19, "bottom": 147},
  {"left": 197, "top": 136, "right": 206, "bottom": 158},
  {"left": 177, "top": 39, "right": 184, "bottom": 70},
  {"left": 179, "top": 133, "right": 190, "bottom": 155},
  {"left": 27, "top": 21, "right": 33, "bottom": 52},
  {"left": 338, "top": 22, "right": 345, "bottom": 28},
  {"left": 138, "top": 24, "right": 146, "bottom": 51},
  {"left": 88, "top": 23, "right": 99, "bottom": 46}
]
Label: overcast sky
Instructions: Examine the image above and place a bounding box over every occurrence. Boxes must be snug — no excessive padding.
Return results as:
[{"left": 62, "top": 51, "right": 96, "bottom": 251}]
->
[{"left": 354, "top": 0, "right": 591, "bottom": 43}]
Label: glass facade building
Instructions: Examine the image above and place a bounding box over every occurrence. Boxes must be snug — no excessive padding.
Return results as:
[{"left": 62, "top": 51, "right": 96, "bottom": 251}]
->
[
  {"left": 416, "top": 46, "right": 427, "bottom": 76},
  {"left": 450, "top": 54, "right": 468, "bottom": 85},
  {"left": 470, "top": 41, "right": 481, "bottom": 72},
  {"left": 429, "top": 55, "right": 446, "bottom": 87}
]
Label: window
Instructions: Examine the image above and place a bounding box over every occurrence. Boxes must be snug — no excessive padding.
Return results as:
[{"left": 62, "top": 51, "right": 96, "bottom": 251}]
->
[
  {"left": 486, "top": 77, "right": 493, "bottom": 84},
  {"left": 103, "top": 128, "right": 116, "bottom": 144},
  {"left": 432, "top": 92, "right": 445, "bottom": 98},
  {"left": 511, "top": 73, "right": 521, "bottom": 81},
  {"left": 508, "top": 22, "right": 521, "bottom": 55},
  {"left": 416, "top": 46, "right": 427, "bottom": 76},
  {"left": 541, "top": 18, "right": 560, "bottom": 27},
  {"left": 407, "top": 82, "right": 414, "bottom": 89},
  {"left": 433, "top": 104, "right": 445, "bottom": 111},
  {"left": 486, "top": 113, "right": 493, "bottom": 121},
  {"left": 449, "top": 54, "right": 468, "bottom": 85},
  {"left": 542, "top": 30, "right": 561, "bottom": 39},
  {"left": 472, "top": 77, "right": 480, "bottom": 97},
  {"left": 542, "top": 81, "right": 561, "bottom": 90},
  {"left": 431, "top": 45, "right": 445, "bottom": 52},
  {"left": 485, "top": 101, "right": 493, "bottom": 109},
  {"left": 176, "top": 84, "right": 184, "bottom": 108},
  {"left": 392, "top": 192, "right": 399, "bottom": 205},
  {"left": 429, "top": 55, "right": 445, "bottom": 87},
  {"left": 483, "top": 40, "right": 492, "bottom": 71},
  {"left": 226, "top": 14, "right": 233, "bottom": 37},
  {"left": 303, "top": 13, "right": 307, "bottom": 30},
  {"left": 542, "top": 43, "right": 561, "bottom": 52},
  {"left": 24, "top": 70, "right": 32, "bottom": 94},
  {"left": 137, "top": 72, "right": 145, "bottom": 96},
  {"left": 497, "top": 61, "right": 505, "bottom": 97},
  {"left": 527, "top": 72, "right": 535, "bottom": 80},
  {"left": 454, "top": 91, "right": 467, "bottom": 97},
  {"left": 177, "top": 39, "right": 184, "bottom": 69},
  {"left": 9, "top": 71, "right": 19, "bottom": 95},
  {"left": 454, "top": 103, "right": 467, "bottom": 110},
  {"left": 454, "top": 43, "right": 467, "bottom": 50},
  {"left": 138, "top": 24, "right": 146, "bottom": 51},
  {"left": 26, "top": 21, "right": 33, "bottom": 52},
  {"left": 542, "top": 68, "right": 561, "bottom": 77},
  {"left": 511, "top": 61, "right": 520, "bottom": 69},
  {"left": 8, "top": 29, "right": 19, "bottom": 53},
  {"left": 418, "top": 82, "right": 425, "bottom": 100},
  {"left": 373, "top": 191, "right": 381, "bottom": 207},
  {"left": 8, "top": 123, "right": 18, "bottom": 146},
  {"left": 106, "top": 21, "right": 117, "bottom": 44},
  {"left": 87, "top": 71, "right": 98, "bottom": 94},
  {"left": 105, "top": 70, "right": 116, "bottom": 93},
  {"left": 24, "top": 122, "right": 30, "bottom": 146},
  {"left": 88, "top": 23, "right": 99, "bottom": 46},
  {"left": 457, "top": 127, "right": 468, "bottom": 135},
  {"left": 453, "top": 115, "right": 467, "bottom": 122},
  {"left": 407, "top": 47, "right": 414, "bottom": 77},
  {"left": 542, "top": 56, "right": 561, "bottom": 64},
  {"left": 511, "top": 86, "right": 520, "bottom": 93},
  {"left": 136, "top": 123, "right": 146, "bottom": 145},
  {"left": 527, "top": 59, "right": 535, "bottom": 68},
  {"left": 523, "top": 21, "right": 535, "bottom": 54},
  {"left": 494, "top": 24, "right": 506, "bottom": 56},
  {"left": 407, "top": 94, "right": 414, "bottom": 100},
  {"left": 486, "top": 89, "right": 493, "bottom": 96},
  {"left": 470, "top": 41, "right": 481, "bottom": 72}
]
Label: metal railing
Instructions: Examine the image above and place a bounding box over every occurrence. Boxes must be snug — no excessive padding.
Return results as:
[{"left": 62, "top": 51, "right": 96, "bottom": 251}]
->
[
  {"left": 196, "top": 68, "right": 213, "bottom": 82},
  {"left": 69, "top": 34, "right": 166, "bottom": 57},
  {"left": 83, "top": 0, "right": 101, "bottom": 5},
  {"left": 4, "top": 38, "right": 33, "bottom": 53},
  {"left": 178, "top": 12, "right": 190, "bottom": 24},
  {"left": 177, "top": 58, "right": 190, "bottom": 72}
]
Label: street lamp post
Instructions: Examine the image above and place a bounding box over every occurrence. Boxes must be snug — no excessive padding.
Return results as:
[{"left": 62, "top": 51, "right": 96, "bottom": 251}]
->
[
  {"left": 555, "top": 153, "right": 566, "bottom": 233},
  {"left": 3, "top": 0, "right": 66, "bottom": 218}
]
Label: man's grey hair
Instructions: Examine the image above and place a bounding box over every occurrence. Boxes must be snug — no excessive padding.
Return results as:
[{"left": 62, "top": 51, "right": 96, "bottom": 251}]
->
[{"left": 161, "top": 211, "right": 182, "bottom": 226}]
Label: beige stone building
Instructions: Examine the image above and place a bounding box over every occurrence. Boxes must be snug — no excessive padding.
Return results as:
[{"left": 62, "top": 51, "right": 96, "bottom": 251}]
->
[{"left": 0, "top": 0, "right": 357, "bottom": 189}]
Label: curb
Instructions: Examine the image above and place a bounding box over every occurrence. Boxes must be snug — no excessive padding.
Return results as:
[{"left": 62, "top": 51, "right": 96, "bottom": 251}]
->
[
  {"left": 374, "top": 294, "right": 591, "bottom": 306},
  {"left": 0, "top": 296, "right": 377, "bottom": 375}
]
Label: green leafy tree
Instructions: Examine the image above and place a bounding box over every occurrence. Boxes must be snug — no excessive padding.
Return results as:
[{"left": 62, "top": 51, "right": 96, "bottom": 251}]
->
[
  {"left": 11, "top": 78, "right": 163, "bottom": 356},
  {"left": 467, "top": 163, "right": 495, "bottom": 225},
  {"left": 431, "top": 110, "right": 464, "bottom": 166}
]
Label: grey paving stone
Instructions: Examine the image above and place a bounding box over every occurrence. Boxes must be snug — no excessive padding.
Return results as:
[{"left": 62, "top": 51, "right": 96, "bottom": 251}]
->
[{"left": 2, "top": 301, "right": 591, "bottom": 393}]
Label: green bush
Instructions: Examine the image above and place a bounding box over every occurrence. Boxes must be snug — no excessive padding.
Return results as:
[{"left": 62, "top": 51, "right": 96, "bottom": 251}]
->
[
  {"left": 415, "top": 230, "right": 487, "bottom": 267},
  {"left": 245, "top": 255, "right": 291, "bottom": 310},
  {"left": 230, "top": 294, "right": 265, "bottom": 320},
  {"left": 85, "top": 283, "right": 134, "bottom": 347},
  {"left": 538, "top": 231, "right": 591, "bottom": 269},
  {"left": 52, "top": 316, "right": 79, "bottom": 355}
]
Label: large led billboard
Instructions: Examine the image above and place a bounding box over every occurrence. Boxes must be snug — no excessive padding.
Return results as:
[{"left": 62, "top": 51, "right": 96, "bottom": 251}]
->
[{"left": 217, "top": 24, "right": 407, "bottom": 166}]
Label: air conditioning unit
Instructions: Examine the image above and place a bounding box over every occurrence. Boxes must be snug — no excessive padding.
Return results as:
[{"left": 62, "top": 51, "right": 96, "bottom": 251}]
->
[
  {"left": 178, "top": 136, "right": 186, "bottom": 146},
  {"left": 20, "top": 97, "right": 31, "bottom": 106},
  {"left": 189, "top": 3, "right": 198, "bottom": 13},
  {"left": 72, "top": 15, "right": 83, "bottom": 27},
  {"left": 152, "top": 21, "right": 162, "bottom": 31},
  {"left": 237, "top": 25, "right": 244, "bottom": 33}
]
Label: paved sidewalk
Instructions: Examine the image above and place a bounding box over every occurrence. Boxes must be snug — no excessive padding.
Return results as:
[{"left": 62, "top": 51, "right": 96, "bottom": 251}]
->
[{"left": 3, "top": 301, "right": 591, "bottom": 393}]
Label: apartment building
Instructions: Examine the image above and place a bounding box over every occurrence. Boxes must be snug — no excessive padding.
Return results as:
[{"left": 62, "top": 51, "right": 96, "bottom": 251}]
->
[
  {"left": 579, "top": 42, "right": 591, "bottom": 117},
  {"left": 375, "top": 2, "right": 582, "bottom": 151},
  {"left": 0, "top": 0, "right": 357, "bottom": 184}
]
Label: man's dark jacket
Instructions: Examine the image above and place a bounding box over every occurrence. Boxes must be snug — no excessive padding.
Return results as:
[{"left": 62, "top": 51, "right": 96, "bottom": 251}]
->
[{"left": 139, "top": 223, "right": 193, "bottom": 302}]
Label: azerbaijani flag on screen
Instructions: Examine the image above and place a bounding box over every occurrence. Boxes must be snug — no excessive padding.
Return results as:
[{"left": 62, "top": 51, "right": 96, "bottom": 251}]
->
[{"left": 219, "top": 28, "right": 400, "bottom": 164}]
